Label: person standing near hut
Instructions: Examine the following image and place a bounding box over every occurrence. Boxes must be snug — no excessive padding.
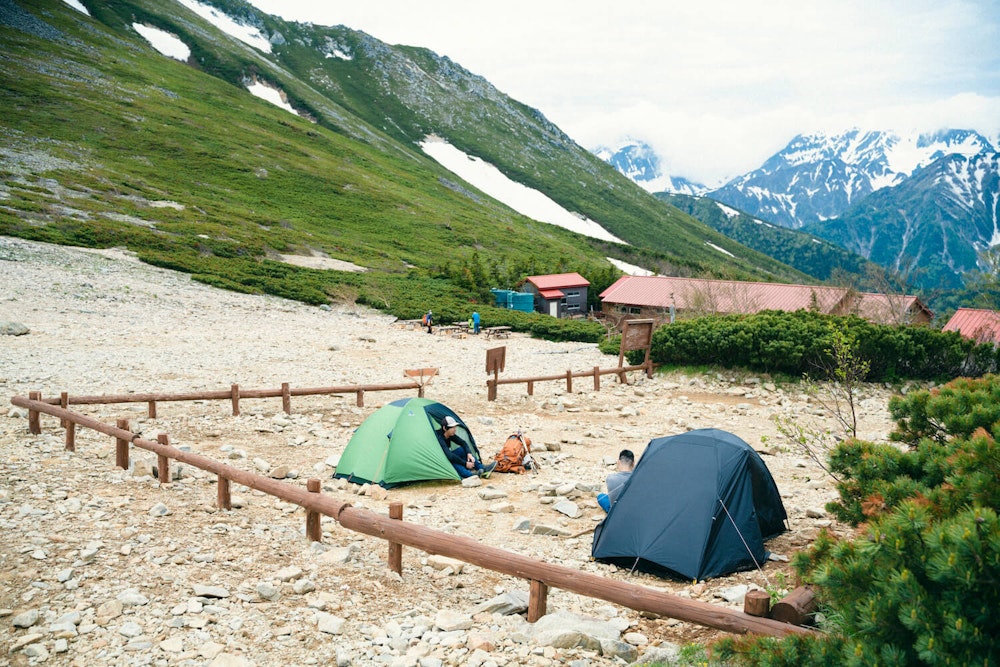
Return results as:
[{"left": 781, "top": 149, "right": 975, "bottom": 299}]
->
[
  {"left": 423, "top": 310, "right": 433, "bottom": 334},
  {"left": 471, "top": 311, "right": 480, "bottom": 334}
]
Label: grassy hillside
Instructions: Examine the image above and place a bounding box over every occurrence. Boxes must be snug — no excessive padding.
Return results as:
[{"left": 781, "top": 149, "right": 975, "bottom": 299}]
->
[{"left": 1, "top": 0, "right": 813, "bottom": 332}]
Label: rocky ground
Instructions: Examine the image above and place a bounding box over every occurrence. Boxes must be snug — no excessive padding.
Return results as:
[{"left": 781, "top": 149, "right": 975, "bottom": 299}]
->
[{"left": 0, "top": 237, "right": 899, "bottom": 667}]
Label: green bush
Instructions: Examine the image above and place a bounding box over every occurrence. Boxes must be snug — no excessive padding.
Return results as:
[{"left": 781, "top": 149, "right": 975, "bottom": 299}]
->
[
  {"left": 712, "top": 374, "right": 1000, "bottom": 667},
  {"left": 619, "top": 311, "right": 991, "bottom": 382}
]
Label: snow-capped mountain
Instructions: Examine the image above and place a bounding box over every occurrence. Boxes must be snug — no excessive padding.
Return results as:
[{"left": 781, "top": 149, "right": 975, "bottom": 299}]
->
[
  {"left": 806, "top": 149, "right": 1000, "bottom": 290},
  {"left": 594, "top": 141, "right": 707, "bottom": 195},
  {"left": 708, "top": 128, "right": 996, "bottom": 229}
]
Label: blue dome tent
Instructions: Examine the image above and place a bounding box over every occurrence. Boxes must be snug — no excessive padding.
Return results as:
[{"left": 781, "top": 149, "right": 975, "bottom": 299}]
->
[{"left": 592, "top": 429, "right": 788, "bottom": 581}]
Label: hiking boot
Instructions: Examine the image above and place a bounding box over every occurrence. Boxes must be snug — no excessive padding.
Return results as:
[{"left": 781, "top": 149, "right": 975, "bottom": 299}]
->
[{"left": 479, "top": 461, "right": 497, "bottom": 478}]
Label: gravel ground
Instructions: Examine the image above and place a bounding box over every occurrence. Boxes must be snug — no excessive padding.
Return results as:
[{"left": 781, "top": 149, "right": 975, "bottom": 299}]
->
[{"left": 0, "top": 236, "right": 897, "bottom": 666}]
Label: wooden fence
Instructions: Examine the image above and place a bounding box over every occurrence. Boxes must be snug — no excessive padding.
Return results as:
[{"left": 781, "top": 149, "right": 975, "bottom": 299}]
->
[
  {"left": 26, "top": 379, "right": 424, "bottom": 421},
  {"left": 486, "top": 363, "right": 653, "bottom": 401},
  {"left": 10, "top": 394, "right": 812, "bottom": 638}
]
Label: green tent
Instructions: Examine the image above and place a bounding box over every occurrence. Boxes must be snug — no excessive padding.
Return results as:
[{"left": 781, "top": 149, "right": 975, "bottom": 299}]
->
[{"left": 333, "top": 398, "right": 482, "bottom": 488}]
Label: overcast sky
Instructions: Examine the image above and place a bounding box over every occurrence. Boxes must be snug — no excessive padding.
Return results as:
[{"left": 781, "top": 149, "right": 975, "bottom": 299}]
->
[{"left": 246, "top": 0, "right": 1000, "bottom": 186}]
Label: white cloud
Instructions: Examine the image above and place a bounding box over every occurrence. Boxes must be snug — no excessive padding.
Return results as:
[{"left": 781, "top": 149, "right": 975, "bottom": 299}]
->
[{"left": 246, "top": 0, "right": 1000, "bottom": 183}]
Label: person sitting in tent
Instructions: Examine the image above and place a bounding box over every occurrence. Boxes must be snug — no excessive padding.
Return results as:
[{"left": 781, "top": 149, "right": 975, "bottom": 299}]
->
[
  {"left": 597, "top": 449, "right": 634, "bottom": 512},
  {"left": 440, "top": 416, "right": 496, "bottom": 478}
]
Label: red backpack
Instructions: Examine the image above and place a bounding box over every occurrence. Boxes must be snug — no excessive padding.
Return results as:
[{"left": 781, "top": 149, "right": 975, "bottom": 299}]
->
[{"left": 493, "top": 432, "right": 533, "bottom": 474}]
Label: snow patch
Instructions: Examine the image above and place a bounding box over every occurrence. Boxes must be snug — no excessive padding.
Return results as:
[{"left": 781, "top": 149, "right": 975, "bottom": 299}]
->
[
  {"left": 420, "top": 136, "right": 627, "bottom": 245},
  {"left": 325, "top": 48, "right": 352, "bottom": 60},
  {"left": 132, "top": 23, "right": 191, "bottom": 62},
  {"left": 715, "top": 202, "right": 740, "bottom": 219},
  {"left": 176, "top": 0, "right": 272, "bottom": 53},
  {"left": 705, "top": 242, "right": 735, "bottom": 257},
  {"left": 247, "top": 81, "right": 297, "bottom": 115},
  {"left": 61, "top": 0, "right": 89, "bottom": 15},
  {"left": 606, "top": 258, "right": 654, "bottom": 276}
]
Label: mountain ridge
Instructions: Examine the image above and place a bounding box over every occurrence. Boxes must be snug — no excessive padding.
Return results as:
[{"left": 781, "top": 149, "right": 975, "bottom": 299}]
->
[{"left": 0, "top": 0, "right": 816, "bottom": 328}]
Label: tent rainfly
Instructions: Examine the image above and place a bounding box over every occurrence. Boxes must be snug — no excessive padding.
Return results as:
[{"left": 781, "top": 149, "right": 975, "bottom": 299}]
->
[{"left": 591, "top": 428, "right": 788, "bottom": 581}]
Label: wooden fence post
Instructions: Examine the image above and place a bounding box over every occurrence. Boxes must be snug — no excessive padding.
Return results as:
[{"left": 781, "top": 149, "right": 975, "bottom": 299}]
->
[
  {"left": 156, "top": 433, "right": 171, "bottom": 483},
  {"left": 528, "top": 579, "right": 548, "bottom": 622},
  {"left": 356, "top": 389, "right": 364, "bottom": 407},
  {"left": 60, "top": 392, "right": 68, "bottom": 428},
  {"left": 306, "top": 478, "right": 322, "bottom": 542},
  {"left": 217, "top": 476, "right": 231, "bottom": 510},
  {"left": 148, "top": 401, "right": 156, "bottom": 418},
  {"left": 28, "top": 391, "right": 41, "bottom": 434},
  {"left": 593, "top": 366, "right": 601, "bottom": 391},
  {"left": 115, "top": 418, "right": 130, "bottom": 470},
  {"left": 527, "top": 381, "right": 534, "bottom": 396},
  {"left": 388, "top": 502, "right": 403, "bottom": 575},
  {"left": 230, "top": 384, "right": 240, "bottom": 416},
  {"left": 65, "top": 422, "right": 75, "bottom": 452},
  {"left": 282, "top": 382, "right": 292, "bottom": 414},
  {"left": 565, "top": 370, "right": 572, "bottom": 394}
]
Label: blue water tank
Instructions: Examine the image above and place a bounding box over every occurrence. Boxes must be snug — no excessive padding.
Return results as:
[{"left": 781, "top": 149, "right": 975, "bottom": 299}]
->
[{"left": 512, "top": 292, "right": 535, "bottom": 313}]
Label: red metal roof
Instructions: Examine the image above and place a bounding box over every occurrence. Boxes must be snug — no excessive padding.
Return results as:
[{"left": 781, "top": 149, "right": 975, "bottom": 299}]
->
[
  {"left": 600, "top": 275, "right": 932, "bottom": 324},
  {"left": 538, "top": 289, "right": 565, "bottom": 299},
  {"left": 525, "top": 273, "right": 590, "bottom": 290},
  {"left": 943, "top": 308, "right": 1000, "bottom": 344}
]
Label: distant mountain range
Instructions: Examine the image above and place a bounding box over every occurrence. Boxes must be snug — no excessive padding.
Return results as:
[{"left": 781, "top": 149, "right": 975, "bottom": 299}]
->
[
  {"left": 593, "top": 141, "right": 707, "bottom": 196},
  {"left": 599, "top": 130, "right": 1000, "bottom": 292}
]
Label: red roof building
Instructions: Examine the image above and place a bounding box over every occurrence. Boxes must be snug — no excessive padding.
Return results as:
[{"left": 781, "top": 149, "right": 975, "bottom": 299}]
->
[
  {"left": 522, "top": 273, "right": 591, "bottom": 318},
  {"left": 942, "top": 308, "right": 1000, "bottom": 344},
  {"left": 599, "top": 275, "right": 932, "bottom": 328}
]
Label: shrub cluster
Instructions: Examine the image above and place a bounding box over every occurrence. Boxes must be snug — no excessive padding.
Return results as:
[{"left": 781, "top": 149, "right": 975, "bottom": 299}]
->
[
  {"left": 612, "top": 310, "right": 998, "bottom": 382},
  {"left": 713, "top": 374, "right": 1000, "bottom": 666}
]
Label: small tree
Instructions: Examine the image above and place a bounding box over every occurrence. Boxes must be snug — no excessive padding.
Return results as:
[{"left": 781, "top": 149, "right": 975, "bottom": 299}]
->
[{"left": 772, "top": 328, "right": 871, "bottom": 479}]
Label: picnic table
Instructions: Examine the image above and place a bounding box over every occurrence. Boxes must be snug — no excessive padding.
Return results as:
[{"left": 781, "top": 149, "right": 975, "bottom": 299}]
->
[{"left": 483, "top": 326, "right": 512, "bottom": 339}]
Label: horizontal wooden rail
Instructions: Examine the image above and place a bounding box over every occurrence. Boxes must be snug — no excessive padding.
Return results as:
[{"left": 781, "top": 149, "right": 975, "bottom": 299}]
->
[
  {"left": 29, "top": 380, "right": 423, "bottom": 416},
  {"left": 487, "top": 364, "right": 651, "bottom": 401},
  {"left": 11, "top": 395, "right": 813, "bottom": 639}
]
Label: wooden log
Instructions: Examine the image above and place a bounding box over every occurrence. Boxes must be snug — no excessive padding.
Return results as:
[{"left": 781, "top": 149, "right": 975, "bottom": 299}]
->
[
  {"left": 306, "top": 478, "right": 322, "bottom": 542},
  {"left": 28, "top": 391, "right": 41, "bottom": 434},
  {"left": 771, "top": 586, "right": 817, "bottom": 626},
  {"left": 115, "top": 418, "right": 130, "bottom": 470},
  {"left": 388, "top": 502, "right": 403, "bottom": 575},
  {"left": 156, "top": 434, "right": 170, "bottom": 483},
  {"left": 528, "top": 579, "right": 548, "bottom": 622},
  {"left": 281, "top": 383, "right": 291, "bottom": 414},
  {"left": 744, "top": 590, "right": 771, "bottom": 617},
  {"left": 217, "top": 476, "right": 231, "bottom": 510},
  {"left": 230, "top": 384, "right": 240, "bottom": 416}
]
